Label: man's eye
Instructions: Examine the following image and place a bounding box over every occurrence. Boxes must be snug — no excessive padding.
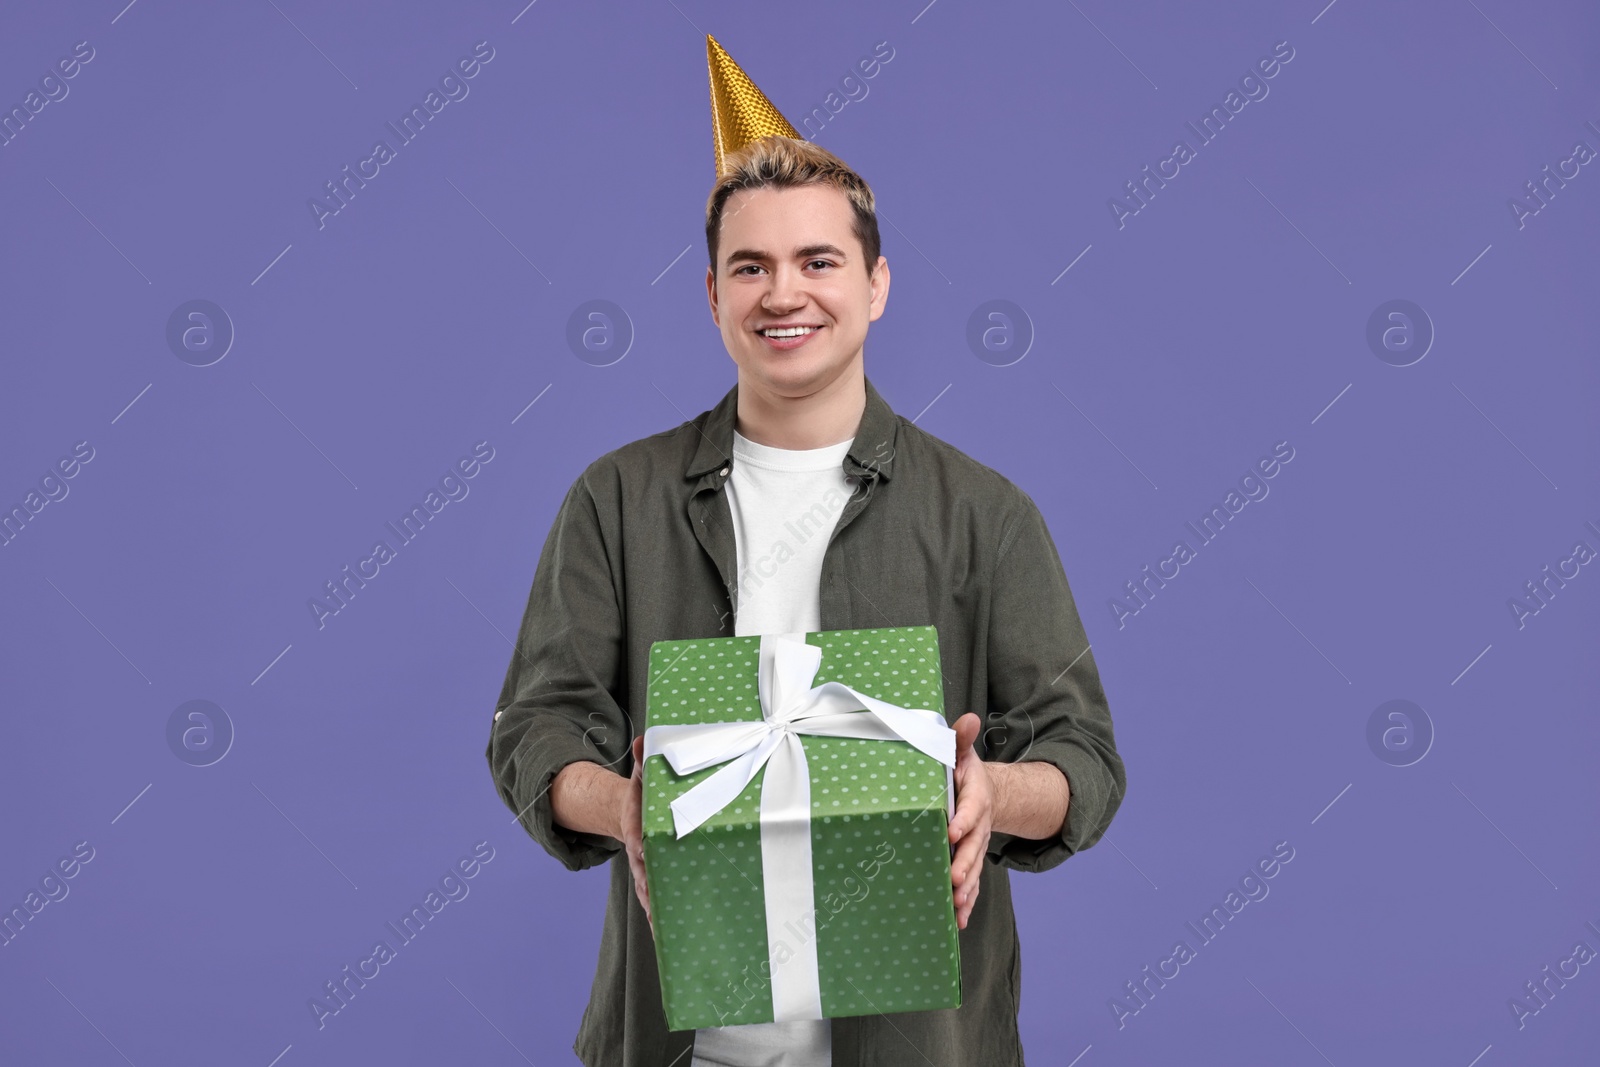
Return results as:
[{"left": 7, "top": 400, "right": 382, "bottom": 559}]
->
[
  {"left": 807, "top": 260, "right": 833, "bottom": 270},
  {"left": 735, "top": 265, "right": 763, "bottom": 276}
]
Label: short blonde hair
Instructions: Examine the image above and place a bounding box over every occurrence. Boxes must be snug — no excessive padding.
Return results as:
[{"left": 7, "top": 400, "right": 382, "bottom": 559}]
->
[{"left": 705, "top": 135, "right": 881, "bottom": 278}]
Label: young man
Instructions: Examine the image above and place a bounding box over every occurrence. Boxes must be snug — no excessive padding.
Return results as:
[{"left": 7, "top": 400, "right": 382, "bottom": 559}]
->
[{"left": 484, "top": 37, "right": 1125, "bottom": 1067}]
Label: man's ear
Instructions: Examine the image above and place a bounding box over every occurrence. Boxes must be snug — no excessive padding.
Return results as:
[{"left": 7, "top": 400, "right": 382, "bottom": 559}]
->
[
  {"left": 867, "top": 256, "right": 891, "bottom": 323},
  {"left": 706, "top": 264, "right": 720, "bottom": 327}
]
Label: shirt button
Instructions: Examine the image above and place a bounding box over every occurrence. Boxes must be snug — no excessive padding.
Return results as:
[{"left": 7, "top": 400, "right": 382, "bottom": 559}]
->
[
  {"left": 493, "top": 710, "right": 502, "bottom": 721},
  {"left": 719, "top": 467, "right": 729, "bottom": 477}
]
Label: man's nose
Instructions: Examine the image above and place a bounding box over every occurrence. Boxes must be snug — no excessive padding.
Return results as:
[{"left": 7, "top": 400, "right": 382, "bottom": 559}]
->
[{"left": 762, "top": 265, "right": 805, "bottom": 310}]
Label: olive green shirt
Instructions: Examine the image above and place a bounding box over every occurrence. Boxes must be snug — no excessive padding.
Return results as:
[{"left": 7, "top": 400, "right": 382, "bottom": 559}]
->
[{"left": 485, "top": 375, "right": 1126, "bottom": 1066}]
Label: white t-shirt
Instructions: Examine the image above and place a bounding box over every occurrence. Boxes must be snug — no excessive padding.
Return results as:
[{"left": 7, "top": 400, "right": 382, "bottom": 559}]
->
[{"left": 690, "top": 428, "right": 856, "bottom": 1067}]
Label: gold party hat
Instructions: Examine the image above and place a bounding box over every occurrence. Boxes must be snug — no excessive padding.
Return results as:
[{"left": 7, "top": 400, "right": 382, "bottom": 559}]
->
[{"left": 707, "top": 34, "right": 803, "bottom": 177}]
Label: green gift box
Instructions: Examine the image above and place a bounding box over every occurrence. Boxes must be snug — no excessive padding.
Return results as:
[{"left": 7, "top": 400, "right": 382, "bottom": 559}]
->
[{"left": 641, "top": 626, "right": 963, "bottom": 1032}]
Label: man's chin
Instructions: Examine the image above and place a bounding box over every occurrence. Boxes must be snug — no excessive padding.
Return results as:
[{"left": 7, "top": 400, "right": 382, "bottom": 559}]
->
[
  {"left": 741, "top": 355, "right": 840, "bottom": 396},
  {"left": 731, "top": 334, "right": 868, "bottom": 394}
]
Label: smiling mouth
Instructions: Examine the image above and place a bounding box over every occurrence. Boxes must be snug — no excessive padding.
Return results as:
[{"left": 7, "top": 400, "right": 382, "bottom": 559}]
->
[{"left": 754, "top": 324, "right": 824, "bottom": 352}]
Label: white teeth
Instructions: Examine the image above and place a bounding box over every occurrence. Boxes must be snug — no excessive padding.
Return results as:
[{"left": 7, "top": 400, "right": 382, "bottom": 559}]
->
[{"left": 762, "top": 326, "right": 817, "bottom": 338}]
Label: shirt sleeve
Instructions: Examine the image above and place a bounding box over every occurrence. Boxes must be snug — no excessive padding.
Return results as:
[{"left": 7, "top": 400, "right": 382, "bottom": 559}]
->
[
  {"left": 981, "top": 489, "right": 1126, "bottom": 874},
  {"left": 485, "top": 464, "right": 631, "bottom": 873}
]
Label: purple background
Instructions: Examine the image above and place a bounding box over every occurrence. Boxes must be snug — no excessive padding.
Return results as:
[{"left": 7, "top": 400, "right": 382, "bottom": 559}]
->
[{"left": 3, "top": 1, "right": 1597, "bottom": 1064}]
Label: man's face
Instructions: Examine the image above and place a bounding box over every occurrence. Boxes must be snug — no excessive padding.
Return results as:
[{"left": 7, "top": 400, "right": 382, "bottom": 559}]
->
[{"left": 706, "top": 183, "right": 889, "bottom": 398}]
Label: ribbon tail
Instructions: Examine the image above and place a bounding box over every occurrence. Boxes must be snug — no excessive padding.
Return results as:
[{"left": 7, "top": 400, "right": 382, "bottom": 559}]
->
[
  {"left": 644, "top": 721, "right": 772, "bottom": 775},
  {"left": 669, "top": 727, "right": 783, "bottom": 839},
  {"left": 759, "top": 730, "right": 824, "bottom": 1022},
  {"left": 856, "top": 696, "right": 956, "bottom": 768},
  {"left": 797, "top": 681, "right": 957, "bottom": 768}
]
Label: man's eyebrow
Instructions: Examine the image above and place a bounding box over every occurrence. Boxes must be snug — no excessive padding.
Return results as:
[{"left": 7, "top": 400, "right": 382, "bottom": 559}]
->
[{"left": 723, "top": 243, "right": 850, "bottom": 266}]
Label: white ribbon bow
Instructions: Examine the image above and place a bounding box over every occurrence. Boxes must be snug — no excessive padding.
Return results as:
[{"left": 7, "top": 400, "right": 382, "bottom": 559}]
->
[{"left": 641, "top": 631, "right": 956, "bottom": 1023}]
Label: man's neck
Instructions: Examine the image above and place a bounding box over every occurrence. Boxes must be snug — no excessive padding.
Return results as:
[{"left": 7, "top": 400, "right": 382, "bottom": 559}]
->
[{"left": 734, "top": 363, "right": 866, "bottom": 451}]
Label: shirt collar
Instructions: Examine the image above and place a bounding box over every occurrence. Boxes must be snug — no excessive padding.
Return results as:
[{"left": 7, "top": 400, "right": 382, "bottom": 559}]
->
[{"left": 685, "top": 375, "right": 900, "bottom": 484}]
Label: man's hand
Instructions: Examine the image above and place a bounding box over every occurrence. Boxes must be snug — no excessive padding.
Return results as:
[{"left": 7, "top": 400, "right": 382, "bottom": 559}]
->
[
  {"left": 948, "top": 712, "right": 993, "bottom": 930},
  {"left": 622, "top": 735, "right": 653, "bottom": 936}
]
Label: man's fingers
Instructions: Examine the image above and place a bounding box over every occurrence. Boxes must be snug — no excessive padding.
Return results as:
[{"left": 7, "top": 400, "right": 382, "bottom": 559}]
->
[
  {"left": 956, "top": 832, "right": 988, "bottom": 892},
  {"left": 960, "top": 881, "right": 981, "bottom": 926},
  {"left": 952, "top": 712, "right": 979, "bottom": 753},
  {"left": 951, "top": 835, "right": 982, "bottom": 894},
  {"left": 624, "top": 734, "right": 650, "bottom": 929},
  {"left": 956, "top": 855, "right": 983, "bottom": 918},
  {"left": 630, "top": 848, "right": 651, "bottom": 920},
  {"left": 957, "top": 884, "right": 978, "bottom": 928},
  {"left": 948, "top": 787, "right": 982, "bottom": 843},
  {"left": 953, "top": 850, "right": 973, "bottom": 893}
]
